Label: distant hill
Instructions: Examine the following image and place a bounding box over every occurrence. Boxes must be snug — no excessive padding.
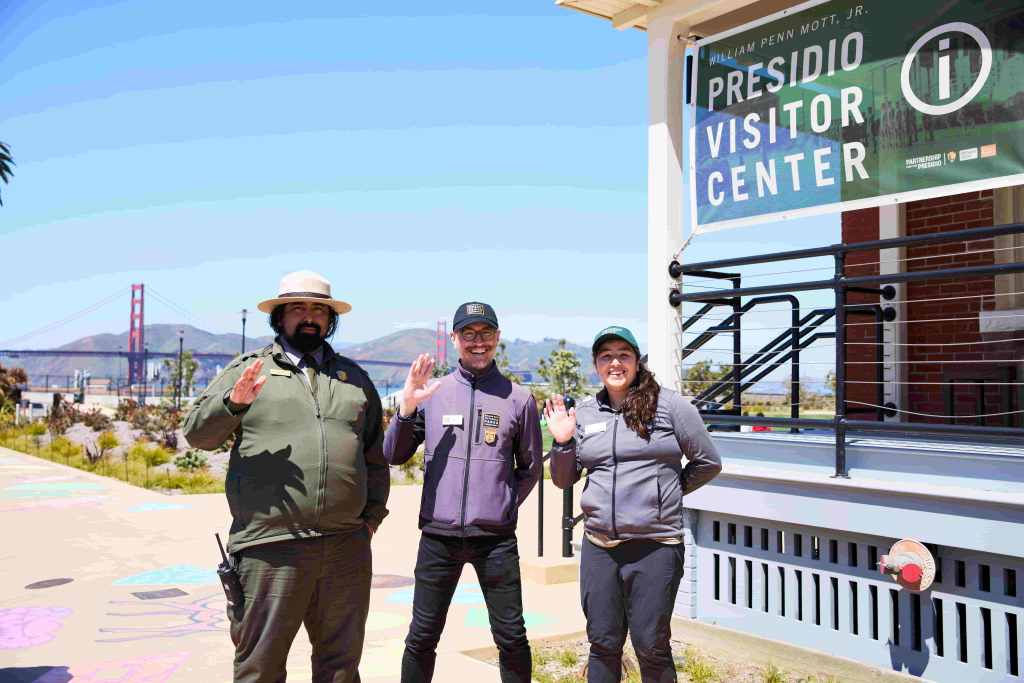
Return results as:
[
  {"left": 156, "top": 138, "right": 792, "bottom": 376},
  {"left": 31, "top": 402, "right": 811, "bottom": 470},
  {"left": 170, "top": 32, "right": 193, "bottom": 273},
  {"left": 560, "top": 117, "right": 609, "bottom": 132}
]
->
[
  {"left": 7, "top": 324, "right": 276, "bottom": 384},
  {"left": 5, "top": 326, "right": 597, "bottom": 389}
]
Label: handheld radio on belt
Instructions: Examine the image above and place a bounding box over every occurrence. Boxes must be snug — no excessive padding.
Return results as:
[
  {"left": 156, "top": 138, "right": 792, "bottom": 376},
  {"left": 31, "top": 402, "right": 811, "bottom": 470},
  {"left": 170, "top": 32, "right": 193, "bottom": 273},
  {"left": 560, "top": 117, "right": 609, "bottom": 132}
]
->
[{"left": 215, "top": 532, "right": 245, "bottom": 616}]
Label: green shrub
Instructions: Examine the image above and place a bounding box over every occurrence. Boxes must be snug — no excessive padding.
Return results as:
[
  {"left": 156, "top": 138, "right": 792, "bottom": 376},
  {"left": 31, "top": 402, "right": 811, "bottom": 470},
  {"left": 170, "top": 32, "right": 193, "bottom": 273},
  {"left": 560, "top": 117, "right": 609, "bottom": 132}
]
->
[
  {"left": 679, "top": 646, "right": 720, "bottom": 682},
  {"left": 761, "top": 662, "right": 787, "bottom": 683},
  {"left": 174, "top": 449, "right": 209, "bottom": 472}
]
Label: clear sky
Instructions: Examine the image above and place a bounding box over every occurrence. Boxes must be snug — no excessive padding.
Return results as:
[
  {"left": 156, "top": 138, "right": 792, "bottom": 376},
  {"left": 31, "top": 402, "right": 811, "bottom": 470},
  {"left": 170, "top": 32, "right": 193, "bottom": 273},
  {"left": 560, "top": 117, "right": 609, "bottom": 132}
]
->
[{"left": 0, "top": 0, "right": 838, "bottom": 352}]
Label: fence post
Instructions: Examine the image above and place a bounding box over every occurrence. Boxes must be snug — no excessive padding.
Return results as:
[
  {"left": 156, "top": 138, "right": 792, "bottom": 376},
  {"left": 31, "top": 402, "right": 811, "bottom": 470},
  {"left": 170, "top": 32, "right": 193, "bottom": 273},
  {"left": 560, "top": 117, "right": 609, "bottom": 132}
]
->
[
  {"left": 562, "top": 486, "right": 574, "bottom": 558},
  {"left": 834, "top": 252, "right": 849, "bottom": 478},
  {"left": 537, "top": 458, "right": 544, "bottom": 557}
]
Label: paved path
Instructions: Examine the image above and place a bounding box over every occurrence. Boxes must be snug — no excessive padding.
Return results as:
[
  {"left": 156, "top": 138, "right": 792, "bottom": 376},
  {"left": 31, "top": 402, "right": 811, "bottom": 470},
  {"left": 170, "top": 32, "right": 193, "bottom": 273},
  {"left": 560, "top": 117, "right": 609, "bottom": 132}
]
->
[{"left": 0, "top": 446, "right": 585, "bottom": 682}]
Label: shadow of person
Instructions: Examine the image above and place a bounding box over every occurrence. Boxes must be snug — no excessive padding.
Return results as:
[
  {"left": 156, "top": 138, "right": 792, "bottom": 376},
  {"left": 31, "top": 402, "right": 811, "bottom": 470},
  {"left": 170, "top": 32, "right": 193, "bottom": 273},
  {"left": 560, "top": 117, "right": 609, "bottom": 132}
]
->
[
  {"left": 887, "top": 636, "right": 931, "bottom": 677},
  {"left": 421, "top": 429, "right": 456, "bottom": 519},
  {"left": 0, "top": 666, "right": 72, "bottom": 682},
  {"left": 226, "top": 446, "right": 308, "bottom": 534}
]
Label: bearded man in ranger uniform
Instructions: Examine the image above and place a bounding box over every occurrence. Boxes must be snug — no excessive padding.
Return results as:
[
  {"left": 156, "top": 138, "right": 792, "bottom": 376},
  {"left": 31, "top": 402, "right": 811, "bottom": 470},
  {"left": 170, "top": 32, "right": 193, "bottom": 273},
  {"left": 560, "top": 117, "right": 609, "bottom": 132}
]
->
[{"left": 184, "top": 270, "right": 389, "bottom": 683}]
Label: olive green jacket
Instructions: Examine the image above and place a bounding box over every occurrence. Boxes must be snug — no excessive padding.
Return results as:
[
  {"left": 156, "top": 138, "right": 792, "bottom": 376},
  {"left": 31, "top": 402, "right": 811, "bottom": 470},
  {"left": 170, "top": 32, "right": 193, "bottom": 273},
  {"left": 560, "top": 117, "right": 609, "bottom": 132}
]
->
[{"left": 183, "top": 340, "right": 389, "bottom": 554}]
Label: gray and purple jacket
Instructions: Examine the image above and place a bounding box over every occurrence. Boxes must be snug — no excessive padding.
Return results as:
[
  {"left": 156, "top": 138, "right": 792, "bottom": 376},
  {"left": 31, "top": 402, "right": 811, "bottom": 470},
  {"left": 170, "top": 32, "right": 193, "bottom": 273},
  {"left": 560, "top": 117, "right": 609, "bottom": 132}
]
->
[
  {"left": 549, "top": 387, "right": 721, "bottom": 541},
  {"left": 384, "top": 361, "right": 542, "bottom": 537}
]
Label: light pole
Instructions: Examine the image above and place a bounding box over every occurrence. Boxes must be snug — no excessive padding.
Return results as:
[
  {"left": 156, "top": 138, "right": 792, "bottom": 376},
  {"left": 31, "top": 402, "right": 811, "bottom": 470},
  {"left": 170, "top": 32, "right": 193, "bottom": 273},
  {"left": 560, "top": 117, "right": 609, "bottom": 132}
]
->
[
  {"left": 177, "top": 328, "right": 184, "bottom": 410},
  {"left": 241, "top": 308, "right": 248, "bottom": 354}
]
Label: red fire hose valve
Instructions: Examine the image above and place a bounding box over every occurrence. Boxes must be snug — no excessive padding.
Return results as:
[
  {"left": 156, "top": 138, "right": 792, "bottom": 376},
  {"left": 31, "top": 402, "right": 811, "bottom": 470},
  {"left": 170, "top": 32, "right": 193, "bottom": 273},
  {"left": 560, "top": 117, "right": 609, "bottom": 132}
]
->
[{"left": 878, "top": 540, "right": 935, "bottom": 592}]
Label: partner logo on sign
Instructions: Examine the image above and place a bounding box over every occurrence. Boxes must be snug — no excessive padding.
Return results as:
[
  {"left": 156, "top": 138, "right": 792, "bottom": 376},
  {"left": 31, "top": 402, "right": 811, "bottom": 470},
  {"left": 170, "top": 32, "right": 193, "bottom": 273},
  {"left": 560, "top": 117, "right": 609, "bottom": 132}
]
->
[{"left": 901, "top": 23, "right": 992, "bottom": 116}]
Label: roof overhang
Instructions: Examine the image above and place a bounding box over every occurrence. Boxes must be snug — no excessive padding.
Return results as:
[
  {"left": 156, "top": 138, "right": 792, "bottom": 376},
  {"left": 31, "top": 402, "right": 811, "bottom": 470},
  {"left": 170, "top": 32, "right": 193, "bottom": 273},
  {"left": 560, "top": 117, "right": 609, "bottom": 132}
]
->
[{"left": 556, "top": 0, "right": 807, "bottom": 36}]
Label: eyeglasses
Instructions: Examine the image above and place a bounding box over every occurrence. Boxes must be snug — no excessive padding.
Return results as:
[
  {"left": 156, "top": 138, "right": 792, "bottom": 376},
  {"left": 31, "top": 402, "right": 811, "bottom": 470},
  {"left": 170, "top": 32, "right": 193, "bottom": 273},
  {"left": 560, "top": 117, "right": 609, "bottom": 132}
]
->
[{"left": 458, "top": 328, "right": 496, "bottom": 342}]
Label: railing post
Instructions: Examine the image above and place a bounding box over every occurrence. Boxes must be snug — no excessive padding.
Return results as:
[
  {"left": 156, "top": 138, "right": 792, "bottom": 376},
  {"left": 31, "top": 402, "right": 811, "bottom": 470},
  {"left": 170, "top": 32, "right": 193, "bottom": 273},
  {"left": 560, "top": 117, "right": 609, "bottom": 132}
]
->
[
  {"left": 834, "top": 252, "right": 849, "bottom": 478},
  {"left": 791, "top": 298, "right": 800, "bottom": 432},
  {"left": 731, "top": 277, "right": 742, "bottom": 419},
  {"left": 562, "top": 486, "right": 574, "bottom": 558},
  {"left": 537, "top": 458, "right": 544, "bottom": 557}
]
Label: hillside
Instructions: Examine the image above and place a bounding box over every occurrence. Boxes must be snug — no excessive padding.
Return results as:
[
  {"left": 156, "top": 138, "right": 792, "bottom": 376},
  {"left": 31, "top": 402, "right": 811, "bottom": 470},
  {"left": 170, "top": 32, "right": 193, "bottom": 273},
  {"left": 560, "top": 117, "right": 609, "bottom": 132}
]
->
[{"left": 6, "top": 326, "right": 596, "bottom": 388}]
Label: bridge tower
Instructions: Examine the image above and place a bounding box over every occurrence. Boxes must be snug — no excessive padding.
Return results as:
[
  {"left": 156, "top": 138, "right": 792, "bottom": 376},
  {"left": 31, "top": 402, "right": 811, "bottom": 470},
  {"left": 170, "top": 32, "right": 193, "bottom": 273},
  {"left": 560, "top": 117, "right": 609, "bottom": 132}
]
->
[
  {"left": 435, "top": 320, "right": 447, "bottom": 368},
  {"left": 128, "top": 284, "right": 145, "bottom": 385}
]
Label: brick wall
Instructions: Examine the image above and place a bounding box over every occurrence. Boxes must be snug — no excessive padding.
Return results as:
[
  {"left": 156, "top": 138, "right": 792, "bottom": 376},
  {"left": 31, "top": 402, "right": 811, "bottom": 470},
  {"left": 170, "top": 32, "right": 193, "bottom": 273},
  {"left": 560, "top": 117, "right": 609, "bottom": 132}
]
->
[
  {"left": 842, "top": 191, "right": 1017, "bottom": 426},
  {"left": 840, "top": 208, "right": 882, "bottom": 419},
  {"left": 902, "top": 190, "right": 1016, "bottom": 426}
]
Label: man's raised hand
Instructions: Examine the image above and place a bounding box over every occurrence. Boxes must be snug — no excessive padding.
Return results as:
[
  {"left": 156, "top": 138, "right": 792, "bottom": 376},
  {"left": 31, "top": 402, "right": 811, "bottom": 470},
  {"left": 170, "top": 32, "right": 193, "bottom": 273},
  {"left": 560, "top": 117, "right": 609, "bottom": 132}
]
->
[
  {"left": 229, "top": 359, "right": 267, "bottom": 406},
  {"left": 399, "top": 353, "right": 441, "bottom": 417},
  {"left": 544, "top": 395, "right": 577, "bottom": 445}
]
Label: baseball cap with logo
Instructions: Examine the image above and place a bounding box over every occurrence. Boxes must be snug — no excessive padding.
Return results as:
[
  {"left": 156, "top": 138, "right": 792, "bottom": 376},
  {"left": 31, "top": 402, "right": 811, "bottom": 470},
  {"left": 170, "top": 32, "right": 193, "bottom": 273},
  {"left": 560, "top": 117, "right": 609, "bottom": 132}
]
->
[
  {"left": 452, "top": 301, "right": 499, "bottom": 331},
  {"left": 592, "top": 325, "right": 641, "bottom": 356}
]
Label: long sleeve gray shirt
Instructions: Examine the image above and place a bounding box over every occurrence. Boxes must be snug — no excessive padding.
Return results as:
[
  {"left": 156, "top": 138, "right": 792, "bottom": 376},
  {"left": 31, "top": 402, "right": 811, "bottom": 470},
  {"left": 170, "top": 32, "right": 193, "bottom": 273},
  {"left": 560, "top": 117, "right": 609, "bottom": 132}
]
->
[{"left": 549, "top": 387, "right": 722, "bottom": 541}]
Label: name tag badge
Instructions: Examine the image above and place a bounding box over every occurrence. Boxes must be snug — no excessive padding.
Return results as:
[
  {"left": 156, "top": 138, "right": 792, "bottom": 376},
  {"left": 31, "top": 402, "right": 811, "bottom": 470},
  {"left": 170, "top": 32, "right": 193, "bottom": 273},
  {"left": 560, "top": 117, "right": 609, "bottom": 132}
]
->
[
  {"left": 442, "top": 414, "right": 464, "bottom": 427},
  {"left": 270, "top": 369, "right": 291, "bottom": 377},
  {"left": 584, "top": 421, "right": 607, "bottom": 436}
]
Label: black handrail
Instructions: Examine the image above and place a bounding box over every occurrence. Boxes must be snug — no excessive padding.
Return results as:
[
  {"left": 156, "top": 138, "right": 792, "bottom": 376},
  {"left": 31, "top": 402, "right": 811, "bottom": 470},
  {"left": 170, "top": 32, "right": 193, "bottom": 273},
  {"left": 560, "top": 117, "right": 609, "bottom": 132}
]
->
[{"left": 669, "top": 222, "right": 1023, "bottom": 479}]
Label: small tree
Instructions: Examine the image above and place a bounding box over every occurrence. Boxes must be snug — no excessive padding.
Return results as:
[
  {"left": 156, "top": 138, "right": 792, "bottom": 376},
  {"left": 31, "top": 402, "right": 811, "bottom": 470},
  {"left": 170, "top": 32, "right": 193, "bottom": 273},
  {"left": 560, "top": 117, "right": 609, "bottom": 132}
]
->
[
  {"left": 682, "top": 360, "right": 734, "bottom": 397},
  {"left": 26, "top": 421, "right": 47, "bottom": 454},
  {"left": 536, "top": 340, "right": 587, "bottom": 398},
  {"left": 495, "top": 342, "right": 522, "bottom": 384},
  {"left": 85, "top": 430, "right": 119, "bottom": 470},
  {"left": 163, "top": 351, "right": 199, "bottom": 400},
  {"left": 0, "top": 362, "right": 27, "bottom": 413}
]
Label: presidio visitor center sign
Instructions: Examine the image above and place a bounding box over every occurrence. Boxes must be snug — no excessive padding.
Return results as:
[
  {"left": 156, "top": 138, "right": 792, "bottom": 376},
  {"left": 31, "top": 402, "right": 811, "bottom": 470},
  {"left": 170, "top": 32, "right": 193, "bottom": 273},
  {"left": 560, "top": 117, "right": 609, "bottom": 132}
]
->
[{"left": 690, "top": 0, "right": 1024, "bottom": 233}]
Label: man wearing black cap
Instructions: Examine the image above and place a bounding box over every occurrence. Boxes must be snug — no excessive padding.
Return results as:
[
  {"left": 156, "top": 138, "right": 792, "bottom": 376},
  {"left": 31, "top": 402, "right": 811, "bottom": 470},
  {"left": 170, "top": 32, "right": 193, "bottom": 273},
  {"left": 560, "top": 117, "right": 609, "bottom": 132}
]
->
[{"left": 384, "top": 302, "right": 543, "bottom": 683}]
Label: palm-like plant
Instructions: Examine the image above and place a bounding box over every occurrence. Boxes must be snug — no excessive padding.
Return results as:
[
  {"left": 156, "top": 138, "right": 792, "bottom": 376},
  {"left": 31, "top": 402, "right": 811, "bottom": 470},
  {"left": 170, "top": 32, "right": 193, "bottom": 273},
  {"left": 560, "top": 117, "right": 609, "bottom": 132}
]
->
[{"left": 0, "top": 141, "right": 13, "bottom": 206}]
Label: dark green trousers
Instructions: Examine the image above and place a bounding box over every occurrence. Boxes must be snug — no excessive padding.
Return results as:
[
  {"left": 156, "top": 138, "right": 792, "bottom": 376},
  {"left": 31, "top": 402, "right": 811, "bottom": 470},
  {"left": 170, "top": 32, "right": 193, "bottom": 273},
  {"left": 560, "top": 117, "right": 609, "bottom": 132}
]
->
[{"left": 229, "top": 527, "right": 372, "bottom": 683}]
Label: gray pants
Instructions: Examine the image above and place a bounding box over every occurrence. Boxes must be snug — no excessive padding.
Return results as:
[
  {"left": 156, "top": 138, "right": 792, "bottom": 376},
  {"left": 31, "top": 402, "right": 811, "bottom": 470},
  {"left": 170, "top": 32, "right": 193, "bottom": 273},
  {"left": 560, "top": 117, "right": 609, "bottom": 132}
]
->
[
  {"left": 229, "top": 528, "right": 372, "bottom": 683},
  {"left": 580, "top": 537, "right": 685, "bottom": 683}
]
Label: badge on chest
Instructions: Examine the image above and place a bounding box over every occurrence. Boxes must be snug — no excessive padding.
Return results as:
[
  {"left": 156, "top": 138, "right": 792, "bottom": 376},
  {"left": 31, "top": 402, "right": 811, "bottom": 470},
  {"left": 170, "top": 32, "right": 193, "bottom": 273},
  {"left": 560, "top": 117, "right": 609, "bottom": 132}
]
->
[
  {"left": 482, "top": 412, "right": 500, "bottom": 445},
  {"left": 584, "top": 421, "right": 608, "bottom": 436},
  {"left": 442, "top": 414, "right": 464, "bottom": 427}
]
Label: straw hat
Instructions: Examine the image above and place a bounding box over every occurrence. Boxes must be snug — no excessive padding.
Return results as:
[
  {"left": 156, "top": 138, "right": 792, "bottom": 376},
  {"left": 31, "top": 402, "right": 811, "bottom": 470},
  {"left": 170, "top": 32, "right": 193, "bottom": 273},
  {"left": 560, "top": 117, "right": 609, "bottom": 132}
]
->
[{"left": 256, "top": 271, "right": 352, "bottom": 315}]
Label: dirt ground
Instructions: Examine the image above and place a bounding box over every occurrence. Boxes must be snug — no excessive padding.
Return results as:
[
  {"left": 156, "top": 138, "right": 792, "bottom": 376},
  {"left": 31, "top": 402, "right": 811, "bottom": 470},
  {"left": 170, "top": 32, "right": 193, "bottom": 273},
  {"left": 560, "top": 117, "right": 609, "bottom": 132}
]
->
[{"left": 477, "top": 627, "right": 914, "bottom": 683}]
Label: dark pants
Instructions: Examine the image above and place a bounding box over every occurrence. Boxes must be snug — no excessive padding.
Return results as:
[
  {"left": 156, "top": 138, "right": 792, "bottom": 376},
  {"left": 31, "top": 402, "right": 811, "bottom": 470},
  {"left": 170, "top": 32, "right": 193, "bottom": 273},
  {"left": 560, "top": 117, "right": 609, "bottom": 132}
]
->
[
  {"left": 401, "top": 533, "right": 531, "bottom": 682},
  {"left": 581, "top": 538, "right": 685, "bottom": 683},
  {"left": 229, "top": 528, "right": 372, "bottom": 683}
]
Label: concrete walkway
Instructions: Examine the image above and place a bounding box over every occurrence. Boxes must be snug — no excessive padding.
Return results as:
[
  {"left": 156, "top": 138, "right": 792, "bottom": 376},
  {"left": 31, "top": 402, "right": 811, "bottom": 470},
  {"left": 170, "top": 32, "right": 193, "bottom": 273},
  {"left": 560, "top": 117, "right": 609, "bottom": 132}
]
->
[{"left": 0, "top": 446, "right": 586, "bottom": 682}]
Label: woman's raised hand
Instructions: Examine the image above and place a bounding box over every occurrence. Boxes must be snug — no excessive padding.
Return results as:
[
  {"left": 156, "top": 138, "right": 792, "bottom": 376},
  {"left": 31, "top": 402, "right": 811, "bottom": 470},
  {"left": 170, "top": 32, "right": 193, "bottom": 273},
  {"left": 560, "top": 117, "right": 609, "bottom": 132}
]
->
[
  {"left": 544, "top": 394, "right": 576, "bottom": 445},
  {"left": 399, "top": 353, "right": 441, "bottom": 417}
]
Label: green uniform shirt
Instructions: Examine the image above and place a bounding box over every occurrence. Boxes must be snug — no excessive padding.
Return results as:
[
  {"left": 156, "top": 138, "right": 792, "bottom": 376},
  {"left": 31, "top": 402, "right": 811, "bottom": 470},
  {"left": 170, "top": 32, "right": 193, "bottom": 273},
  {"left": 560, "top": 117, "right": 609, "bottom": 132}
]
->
[{"left": 183, "top": 340, "right": 389, "bottom": 554}]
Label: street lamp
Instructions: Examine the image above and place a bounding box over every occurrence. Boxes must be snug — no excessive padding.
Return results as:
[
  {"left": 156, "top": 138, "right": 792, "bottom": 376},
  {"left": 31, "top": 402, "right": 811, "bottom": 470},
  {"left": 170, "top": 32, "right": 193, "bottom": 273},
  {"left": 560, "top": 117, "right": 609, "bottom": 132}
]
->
[
  {"left": 241, "top": 308, "right": 248, "bottom": 354},
  {"left": 177, "top": 328, "right": 185, "bottom": 410}
]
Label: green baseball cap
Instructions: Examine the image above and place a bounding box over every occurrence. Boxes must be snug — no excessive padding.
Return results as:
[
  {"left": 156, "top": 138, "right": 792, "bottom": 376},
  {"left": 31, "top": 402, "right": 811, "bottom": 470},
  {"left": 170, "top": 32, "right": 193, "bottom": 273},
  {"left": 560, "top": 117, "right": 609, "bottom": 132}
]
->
[{"left": 591, "top": 325, "right": 641, "bottom": 355}]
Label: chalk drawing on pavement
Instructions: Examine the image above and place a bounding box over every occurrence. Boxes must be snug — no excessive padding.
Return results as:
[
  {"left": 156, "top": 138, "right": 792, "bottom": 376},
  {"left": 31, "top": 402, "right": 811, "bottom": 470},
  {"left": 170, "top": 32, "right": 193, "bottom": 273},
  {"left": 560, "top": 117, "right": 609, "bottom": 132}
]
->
[
  {"left": 0, "top": 607, "right": 73, "bottom": 649},
  {"left": 371, "top": 574, "right": 414, "bottom": 588},
  {"left": 132, "top": 588, "right": 188, "bottom": 600},
  {"left": 386, "top": 583, "right": 485, "bottom": 606},
  {"left": 113, "top": 564, "right": 218, "bottom": 586},
  {"left": 0, "top": 495, "right": 107, "bottom": 513},
  {"left": 97, "top": 592, "right": 226, "bottom": 643},
  {"left": 464, "top": 607, "right": 554, "bottom": 630},
  {"left": 2, "top": 482, "right": 105, "bottom": 498},
  {"left": 66, "top": 651, "right": 190, "bottom": 682},
  {"left": 25, "top": 578, "right": 74, "bottom": 590}
]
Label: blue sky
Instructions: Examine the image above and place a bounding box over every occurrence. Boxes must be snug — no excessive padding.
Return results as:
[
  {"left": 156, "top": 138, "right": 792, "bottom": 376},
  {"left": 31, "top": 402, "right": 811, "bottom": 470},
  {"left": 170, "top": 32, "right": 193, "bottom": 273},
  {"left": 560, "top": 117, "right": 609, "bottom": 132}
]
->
[{"left": 0, "top": 0, "right": 838, "bottom": 353}]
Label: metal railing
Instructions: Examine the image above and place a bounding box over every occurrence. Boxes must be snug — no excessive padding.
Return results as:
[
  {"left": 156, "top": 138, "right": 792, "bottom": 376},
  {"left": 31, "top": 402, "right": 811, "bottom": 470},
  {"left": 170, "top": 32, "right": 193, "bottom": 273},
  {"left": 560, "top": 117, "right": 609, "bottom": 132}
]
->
[{"left": 670, "top": 223, "right": 1024, "bottom": 477}]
